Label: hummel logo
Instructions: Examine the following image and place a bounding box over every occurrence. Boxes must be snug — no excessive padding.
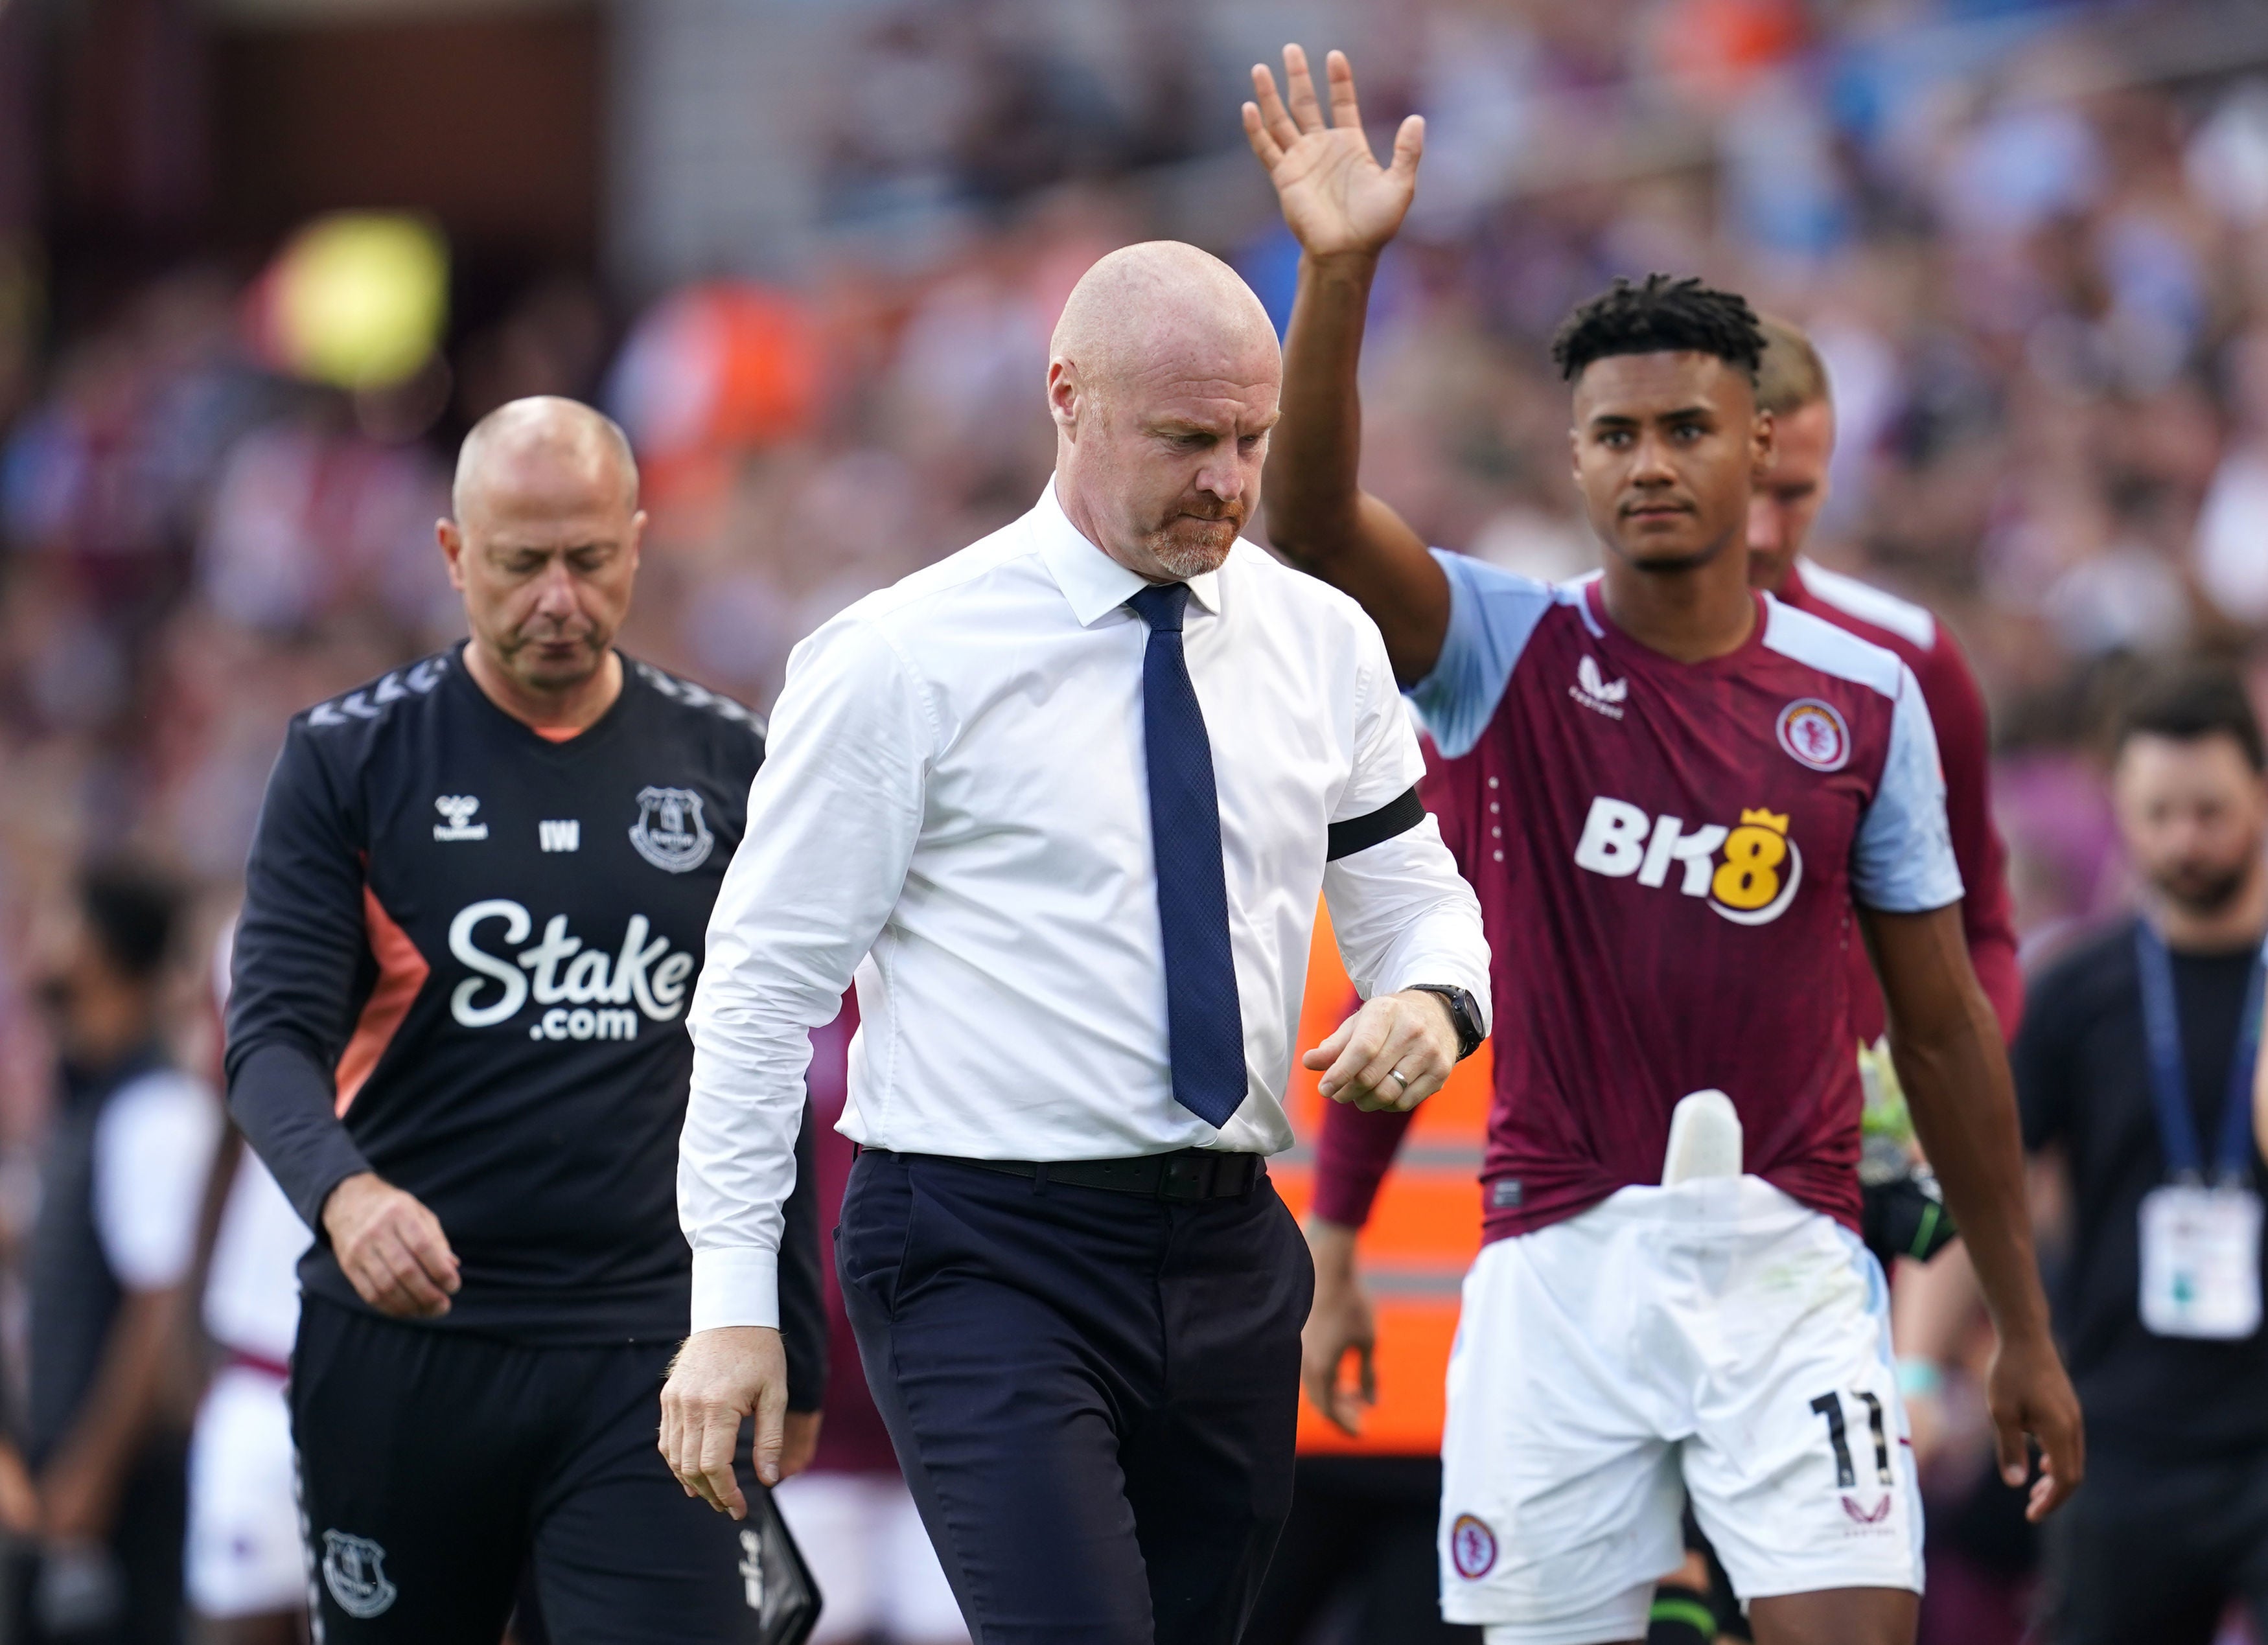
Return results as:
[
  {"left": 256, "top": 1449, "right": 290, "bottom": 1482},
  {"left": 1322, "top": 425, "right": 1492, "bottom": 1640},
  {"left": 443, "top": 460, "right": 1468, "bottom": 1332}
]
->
[
  {"left": 1569, "top": 654, "right": 1628, "bottom": 719},
  {"left": 539, "top": 820, "right": 581, "bottom": 853},
  {"left": 434, "top": 796, "right": 489, "bottom": 842}
]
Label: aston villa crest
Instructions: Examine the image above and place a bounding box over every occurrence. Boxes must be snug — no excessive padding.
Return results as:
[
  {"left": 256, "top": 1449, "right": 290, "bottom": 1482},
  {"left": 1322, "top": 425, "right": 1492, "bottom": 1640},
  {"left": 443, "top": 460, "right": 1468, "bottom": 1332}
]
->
[{"left": 630, "top": 785, "right": 714, "bottom": 873}]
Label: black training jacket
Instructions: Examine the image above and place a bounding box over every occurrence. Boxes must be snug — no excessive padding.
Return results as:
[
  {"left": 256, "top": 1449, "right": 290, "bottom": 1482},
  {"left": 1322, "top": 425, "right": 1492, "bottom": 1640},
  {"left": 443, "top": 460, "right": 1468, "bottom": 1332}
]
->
[{"left": 226, "top": 643, "right": 824, "bottom": 1399}]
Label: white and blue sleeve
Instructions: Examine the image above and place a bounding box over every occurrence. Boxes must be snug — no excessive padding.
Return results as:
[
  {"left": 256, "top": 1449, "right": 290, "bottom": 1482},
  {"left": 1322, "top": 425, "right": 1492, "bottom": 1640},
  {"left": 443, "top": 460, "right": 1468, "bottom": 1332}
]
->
[
  {"left": 1851, "top": 663, "right": 1965, "bottom": 913},
  {"left": 1406, "top": 551, "right": 1556, "bottom": 758}
]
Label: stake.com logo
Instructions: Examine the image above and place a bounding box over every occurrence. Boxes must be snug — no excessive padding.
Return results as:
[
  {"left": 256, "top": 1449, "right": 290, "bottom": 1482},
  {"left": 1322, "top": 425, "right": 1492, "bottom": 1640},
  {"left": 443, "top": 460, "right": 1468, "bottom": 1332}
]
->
[{"left": 1572, "top": 796, "right": 1803, "bottom": 925}]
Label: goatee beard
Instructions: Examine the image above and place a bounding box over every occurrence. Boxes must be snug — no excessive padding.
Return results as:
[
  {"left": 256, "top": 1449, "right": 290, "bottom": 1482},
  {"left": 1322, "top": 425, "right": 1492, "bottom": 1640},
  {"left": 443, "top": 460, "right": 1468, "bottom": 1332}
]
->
[
  {"left": 2157, "top": 864, "right": 2252, "bottom": 917},
  {"left": 1148, "top": 535, "right": 1233, "bottom": 581}
]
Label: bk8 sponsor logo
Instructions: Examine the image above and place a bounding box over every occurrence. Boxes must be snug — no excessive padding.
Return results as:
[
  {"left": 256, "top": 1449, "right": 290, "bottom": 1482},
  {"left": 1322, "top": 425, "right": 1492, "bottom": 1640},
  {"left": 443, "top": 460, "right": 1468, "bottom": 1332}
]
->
[
  {"left": 446, "top": 899, "right": 695, "bottom": 1041},
  {"left": 1572, "top": 796, "right": 1803, "bottom": 925}
]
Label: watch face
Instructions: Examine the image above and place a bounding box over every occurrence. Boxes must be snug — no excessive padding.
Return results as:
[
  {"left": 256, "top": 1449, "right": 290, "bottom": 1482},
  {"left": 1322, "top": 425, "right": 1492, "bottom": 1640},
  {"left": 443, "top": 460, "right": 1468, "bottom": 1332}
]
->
[
  {"left": 1417, "top": 985, "right": 1480, "bottom": 1057},
  {"left": 1450, "top": 993, "right": 1480, "bottom": 1055}
]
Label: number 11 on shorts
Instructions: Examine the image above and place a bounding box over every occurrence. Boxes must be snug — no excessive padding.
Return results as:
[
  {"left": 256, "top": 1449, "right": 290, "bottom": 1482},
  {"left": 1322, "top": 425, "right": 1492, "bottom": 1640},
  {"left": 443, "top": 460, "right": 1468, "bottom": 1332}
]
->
[{"left": 1809, "top": 1391, "right": 1893, "bottom": 1490}]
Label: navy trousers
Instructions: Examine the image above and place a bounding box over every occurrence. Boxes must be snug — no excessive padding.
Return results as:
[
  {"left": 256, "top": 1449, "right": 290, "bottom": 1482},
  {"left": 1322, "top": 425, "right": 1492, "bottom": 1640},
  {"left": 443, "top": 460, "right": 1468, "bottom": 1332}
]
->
[{"left": 837, "top": 1150, "right": 1312, "bottom": 1645}]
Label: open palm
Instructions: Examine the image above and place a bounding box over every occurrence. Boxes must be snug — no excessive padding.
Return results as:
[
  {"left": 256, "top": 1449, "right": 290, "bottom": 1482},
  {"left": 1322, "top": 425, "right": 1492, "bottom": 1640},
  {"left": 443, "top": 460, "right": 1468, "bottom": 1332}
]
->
[{"left": 1243, "top": 45, "right": 1424, "bottom": 261}]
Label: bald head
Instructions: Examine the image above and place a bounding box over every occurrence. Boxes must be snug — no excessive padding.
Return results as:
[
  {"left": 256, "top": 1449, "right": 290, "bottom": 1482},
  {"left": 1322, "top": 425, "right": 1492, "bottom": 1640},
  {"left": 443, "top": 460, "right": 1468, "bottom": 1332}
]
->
[
  {"left": 1047, "top": 243, "right": 1282, "bottom": 584},
  {"left": 1049, "top": 241, "right": 1279, "bottom": 405},
  {"left": 438, "top": 395, "right": 646, "bottom": 706},
  {"left": 452, "top": 395, "right": 640, "bottom": 526}
]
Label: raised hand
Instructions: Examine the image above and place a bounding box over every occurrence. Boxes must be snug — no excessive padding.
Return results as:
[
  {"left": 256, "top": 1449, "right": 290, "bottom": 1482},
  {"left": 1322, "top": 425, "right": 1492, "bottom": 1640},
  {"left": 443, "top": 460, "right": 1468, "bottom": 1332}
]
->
[{"left": 1242, "top": 45, "right": 1424, "bottom": 262}]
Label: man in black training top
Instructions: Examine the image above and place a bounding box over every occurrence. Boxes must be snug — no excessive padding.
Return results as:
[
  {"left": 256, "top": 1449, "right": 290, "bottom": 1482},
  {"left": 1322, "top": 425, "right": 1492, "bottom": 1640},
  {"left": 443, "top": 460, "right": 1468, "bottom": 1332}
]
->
[
  {"left": 2017, "top": 665, "right": 2268, "bottom": 1644},
  {"left": 224, "top": 396, "right": 825, "bottom": 1642}
]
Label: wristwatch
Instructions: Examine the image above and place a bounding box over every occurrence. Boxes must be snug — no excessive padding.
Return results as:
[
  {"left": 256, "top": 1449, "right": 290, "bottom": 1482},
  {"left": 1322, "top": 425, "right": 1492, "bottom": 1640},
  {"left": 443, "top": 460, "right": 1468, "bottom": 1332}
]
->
[{"left": 1407, "top": 984, "right": 1485, "bottom": 1062}]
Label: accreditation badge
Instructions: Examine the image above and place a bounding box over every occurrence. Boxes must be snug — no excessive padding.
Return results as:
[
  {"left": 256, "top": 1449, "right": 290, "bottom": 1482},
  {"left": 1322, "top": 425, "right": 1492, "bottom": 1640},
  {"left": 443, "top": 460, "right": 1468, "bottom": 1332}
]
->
[{"left": 2139, "top": 1183, "right": 2264, "bottom": 1340}]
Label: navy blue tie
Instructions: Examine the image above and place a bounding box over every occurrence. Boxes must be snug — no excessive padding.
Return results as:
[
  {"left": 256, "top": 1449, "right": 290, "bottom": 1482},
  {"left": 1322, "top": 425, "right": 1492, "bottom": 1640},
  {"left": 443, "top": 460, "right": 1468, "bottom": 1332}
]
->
[{"left": 1126, "top": 582, "right": 1246, "bottom": 1129}]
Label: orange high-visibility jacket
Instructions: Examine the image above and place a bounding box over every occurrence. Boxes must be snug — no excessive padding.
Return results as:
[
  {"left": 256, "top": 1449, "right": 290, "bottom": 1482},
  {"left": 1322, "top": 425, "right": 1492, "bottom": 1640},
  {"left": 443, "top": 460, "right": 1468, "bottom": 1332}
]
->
[{"left": 1277, "top": 906, "right": 1490, "bottom": 1456}]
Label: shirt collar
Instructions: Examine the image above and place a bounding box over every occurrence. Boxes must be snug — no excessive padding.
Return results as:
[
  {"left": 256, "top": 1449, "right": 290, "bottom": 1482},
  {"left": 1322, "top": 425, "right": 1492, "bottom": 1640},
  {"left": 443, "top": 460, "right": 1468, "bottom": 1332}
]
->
[{"left": 1032, "top": 477, "right": 1225, "bottom": 628}]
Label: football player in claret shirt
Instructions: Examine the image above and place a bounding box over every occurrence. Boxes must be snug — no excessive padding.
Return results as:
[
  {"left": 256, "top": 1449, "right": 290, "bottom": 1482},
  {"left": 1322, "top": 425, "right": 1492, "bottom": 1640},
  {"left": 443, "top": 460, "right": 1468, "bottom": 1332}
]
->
[
  {"left": 224, "top": 398, "right": 826, "bottom": 1643},
  {"left": 1746, "top": 315, "right": 2024, "bottom": 1050},
  {"left": 1245, "top": 46, "right": 2081, "bottom": 1645}
]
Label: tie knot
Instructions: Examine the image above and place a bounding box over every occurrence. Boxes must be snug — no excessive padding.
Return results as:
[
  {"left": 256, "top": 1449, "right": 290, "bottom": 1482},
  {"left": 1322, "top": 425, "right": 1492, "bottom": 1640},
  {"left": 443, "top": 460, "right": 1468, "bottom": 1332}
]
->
[{"left": 1127, "top": 581, "right": 1190, "bottom": 633}]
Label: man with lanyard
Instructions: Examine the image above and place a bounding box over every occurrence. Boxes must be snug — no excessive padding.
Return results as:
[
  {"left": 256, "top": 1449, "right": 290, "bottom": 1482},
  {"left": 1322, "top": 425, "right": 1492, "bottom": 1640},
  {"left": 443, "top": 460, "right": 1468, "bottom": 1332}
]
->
[{"left": 2017, "top": 663, "right": 2268, "bottom": 1643}]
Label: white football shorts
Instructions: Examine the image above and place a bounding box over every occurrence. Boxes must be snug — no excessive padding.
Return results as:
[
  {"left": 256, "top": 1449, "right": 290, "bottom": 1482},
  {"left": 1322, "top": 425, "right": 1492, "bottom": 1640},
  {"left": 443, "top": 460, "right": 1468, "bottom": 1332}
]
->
[
  {"left": 187, "top": 1363, "right": 308, "bottom": 1620},
  {"left": 1438, "top": 1175, "right": 1923, "bottom": 1644}
]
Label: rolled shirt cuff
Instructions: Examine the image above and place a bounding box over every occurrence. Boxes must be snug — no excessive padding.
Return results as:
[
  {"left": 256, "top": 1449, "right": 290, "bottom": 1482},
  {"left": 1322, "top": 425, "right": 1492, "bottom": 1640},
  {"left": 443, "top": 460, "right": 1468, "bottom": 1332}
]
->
[{"left": 689, "top": 1245, "right": 780, "bottom": 1333}]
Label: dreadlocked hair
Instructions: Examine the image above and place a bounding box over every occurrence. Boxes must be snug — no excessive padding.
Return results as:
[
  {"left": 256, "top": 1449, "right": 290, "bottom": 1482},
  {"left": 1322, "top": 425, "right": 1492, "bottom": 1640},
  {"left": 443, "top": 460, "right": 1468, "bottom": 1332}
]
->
[{"left": 1549, "top": 274, "right": 1765, "bottom": 384}]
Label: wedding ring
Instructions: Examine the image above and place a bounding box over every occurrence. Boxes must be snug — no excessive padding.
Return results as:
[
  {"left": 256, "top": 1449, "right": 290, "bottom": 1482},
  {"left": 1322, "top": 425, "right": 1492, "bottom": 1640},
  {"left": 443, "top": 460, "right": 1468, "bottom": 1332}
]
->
[{"left": 1389, "top": 1068, "right": 1410, "bottom": 1088}]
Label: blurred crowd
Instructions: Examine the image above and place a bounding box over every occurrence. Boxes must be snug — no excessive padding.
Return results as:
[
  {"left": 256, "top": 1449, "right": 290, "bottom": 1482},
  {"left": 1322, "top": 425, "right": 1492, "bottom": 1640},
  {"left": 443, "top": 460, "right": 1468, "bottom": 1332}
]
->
[{"left": 2, "top": 0, "right": 2267, "bottom": 1637}]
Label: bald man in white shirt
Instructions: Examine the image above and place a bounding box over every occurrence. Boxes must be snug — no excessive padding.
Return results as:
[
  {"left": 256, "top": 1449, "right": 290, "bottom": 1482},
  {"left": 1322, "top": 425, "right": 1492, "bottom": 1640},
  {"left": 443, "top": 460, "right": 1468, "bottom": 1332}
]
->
[{"left": 662, "top": 242, "right": 1491, "bottom": 1645}]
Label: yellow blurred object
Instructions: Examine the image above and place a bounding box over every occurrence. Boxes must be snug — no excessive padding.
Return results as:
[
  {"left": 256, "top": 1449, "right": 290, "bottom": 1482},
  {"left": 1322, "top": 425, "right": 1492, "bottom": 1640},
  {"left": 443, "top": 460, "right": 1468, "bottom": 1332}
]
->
[{"left": 258, "top": 213, "right": 448, "bottom": 391}]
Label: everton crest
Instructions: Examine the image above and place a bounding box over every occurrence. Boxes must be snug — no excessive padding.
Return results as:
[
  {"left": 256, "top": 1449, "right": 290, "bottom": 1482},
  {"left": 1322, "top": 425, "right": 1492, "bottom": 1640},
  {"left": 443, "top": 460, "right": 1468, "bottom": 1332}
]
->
[
  {"left": 630, "top": 785, "right": 714, "bottom": 873},
  {"left": 321, "top": 1530, "right": 398, "bottom": 1618}
]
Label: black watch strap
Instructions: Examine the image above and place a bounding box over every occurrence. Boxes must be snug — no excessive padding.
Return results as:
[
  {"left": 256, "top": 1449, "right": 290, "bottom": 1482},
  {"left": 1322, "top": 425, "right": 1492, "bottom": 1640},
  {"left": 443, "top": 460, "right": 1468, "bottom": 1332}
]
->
[{"left": 1408, "top": 984, "right": 1484, "bottom": 1061}]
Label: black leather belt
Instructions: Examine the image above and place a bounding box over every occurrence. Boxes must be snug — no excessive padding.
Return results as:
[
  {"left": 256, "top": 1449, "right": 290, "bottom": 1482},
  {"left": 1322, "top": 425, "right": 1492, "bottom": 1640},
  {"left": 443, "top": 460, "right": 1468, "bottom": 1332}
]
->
[{"left": 872, "top": 1147, "right": 1265, "bottom": 1201}]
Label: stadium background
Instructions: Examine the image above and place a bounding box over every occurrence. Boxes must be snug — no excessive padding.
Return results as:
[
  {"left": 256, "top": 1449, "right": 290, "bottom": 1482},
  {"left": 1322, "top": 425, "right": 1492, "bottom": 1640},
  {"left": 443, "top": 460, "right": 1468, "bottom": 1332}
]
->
[{"left": 2, "top": 0, "right": 2267, "bottom": 1638}]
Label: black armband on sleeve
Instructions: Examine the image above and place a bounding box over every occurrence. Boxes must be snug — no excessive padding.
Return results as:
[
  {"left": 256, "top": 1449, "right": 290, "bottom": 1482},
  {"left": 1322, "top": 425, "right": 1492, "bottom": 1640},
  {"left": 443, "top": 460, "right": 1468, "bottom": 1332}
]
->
[
  {"left": 778, "top": 1104, "right": 828, "bottom": 1413},
  {"left": 1326, "top": 785, "right": 1427, "bottom": 861}
]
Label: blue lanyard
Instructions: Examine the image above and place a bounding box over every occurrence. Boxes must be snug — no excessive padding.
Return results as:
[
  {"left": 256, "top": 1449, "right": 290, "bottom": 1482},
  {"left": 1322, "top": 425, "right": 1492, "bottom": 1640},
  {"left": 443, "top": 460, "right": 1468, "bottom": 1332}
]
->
[{"left": 2133, "top": 922, "right": 2267, "bottom": 1187}]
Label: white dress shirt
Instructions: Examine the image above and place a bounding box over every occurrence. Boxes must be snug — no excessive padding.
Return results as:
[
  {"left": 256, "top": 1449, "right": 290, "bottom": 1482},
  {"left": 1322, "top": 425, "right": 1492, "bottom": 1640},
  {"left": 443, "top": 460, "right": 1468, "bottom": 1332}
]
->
[{"left": 682, "top": 481, "right": 1491, "bottom": 1330}]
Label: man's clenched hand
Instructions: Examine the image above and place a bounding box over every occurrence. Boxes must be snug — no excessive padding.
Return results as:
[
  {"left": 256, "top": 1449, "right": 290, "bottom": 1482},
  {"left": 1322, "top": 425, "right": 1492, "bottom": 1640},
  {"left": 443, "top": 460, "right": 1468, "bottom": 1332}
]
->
[
  {"left": 1243, "top": 45, "right": 1424, "bottom": 264},
  {"left": 1303, "top": 989, "right": 1460, "bottom": 1112},
  {"left": 321, "top": 1172, "right": 460, "bottom": 1318},
  {"left": 659, "top": 1326, "right": 790, "bottom": 1520}
]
